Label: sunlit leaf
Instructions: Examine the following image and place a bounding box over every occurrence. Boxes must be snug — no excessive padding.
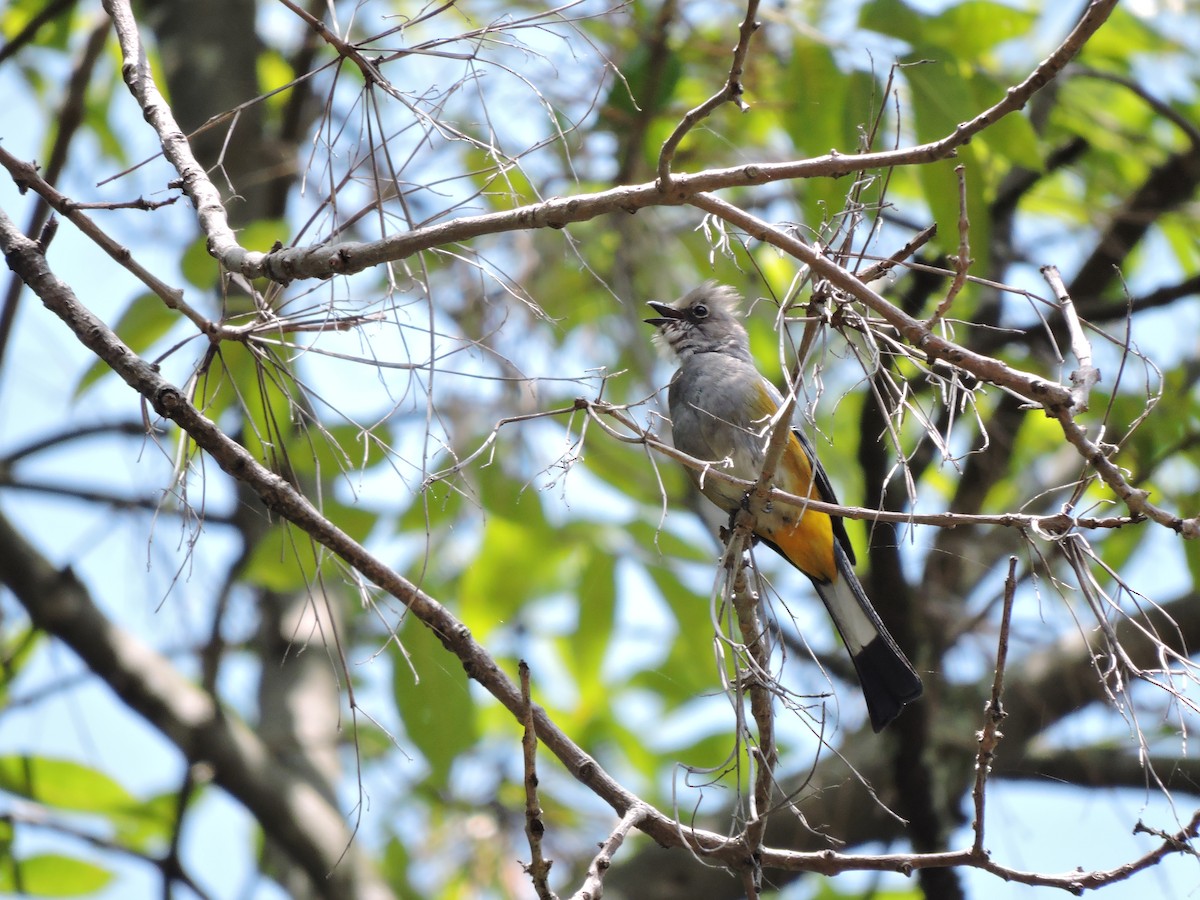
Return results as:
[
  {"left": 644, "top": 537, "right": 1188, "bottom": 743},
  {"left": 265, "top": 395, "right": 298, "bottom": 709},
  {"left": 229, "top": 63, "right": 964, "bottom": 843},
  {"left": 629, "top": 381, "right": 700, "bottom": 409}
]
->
[
  {"left": 0, "top": 628, "right": 42, "bottom": 709},
  {"left": 0, "top": 854, "right": 113, "bottom": 896},
  {"left": 568, "top": 550, "right": 615, "bottom": 706},
  {"left": 239, "top": 218, "right": 289, "bottom": 254},
  {"left": 180, "top": 234, "right": 218, "bottom": 291},
  {"left": 391, "top": 618, "right": 478, "bottom": 791},
  {"left": 601, "top": 42, "right": 682, "bottom": 125},
  {"left": 0, "top": 756, "right": 136, "bottom": 814},
  {"left": 257, "top": 50, "right": 295, "bottom": 113}
]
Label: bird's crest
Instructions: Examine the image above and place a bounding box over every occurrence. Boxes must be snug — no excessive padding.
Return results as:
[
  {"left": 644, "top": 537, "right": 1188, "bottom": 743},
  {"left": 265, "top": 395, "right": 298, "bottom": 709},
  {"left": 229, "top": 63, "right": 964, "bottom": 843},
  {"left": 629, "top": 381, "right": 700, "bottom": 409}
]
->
[{"left": 678, "top": 280, "right": 742, "bottom": 316}]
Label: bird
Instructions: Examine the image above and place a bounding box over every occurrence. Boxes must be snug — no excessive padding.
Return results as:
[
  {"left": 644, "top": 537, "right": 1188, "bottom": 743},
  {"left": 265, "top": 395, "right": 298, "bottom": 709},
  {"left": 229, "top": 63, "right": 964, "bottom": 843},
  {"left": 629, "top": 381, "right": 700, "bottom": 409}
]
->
[{"left": 645, "top": 281, "right": 922, "bottom": 731}]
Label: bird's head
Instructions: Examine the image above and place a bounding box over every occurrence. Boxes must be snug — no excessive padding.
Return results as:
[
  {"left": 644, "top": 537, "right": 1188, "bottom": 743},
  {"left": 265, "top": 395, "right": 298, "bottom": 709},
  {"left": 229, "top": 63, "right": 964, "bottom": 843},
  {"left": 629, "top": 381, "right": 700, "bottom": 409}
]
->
[{"left": 644, "top": 282, "right": 750, "bottom": 361}]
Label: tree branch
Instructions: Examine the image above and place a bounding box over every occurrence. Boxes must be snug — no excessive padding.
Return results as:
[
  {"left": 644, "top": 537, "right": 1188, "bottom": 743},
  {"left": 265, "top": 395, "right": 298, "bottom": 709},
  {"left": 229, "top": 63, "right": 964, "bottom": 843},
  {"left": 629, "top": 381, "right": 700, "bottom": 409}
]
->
[
  {"left": 656, "top": 0, "right": 761, "bottom": 189},
  {"left": 0, "top": 510, "right": 392, "bottom": 900},
  {"left": 95, "top": 0, "right": 1116, "bottom": 283},
  {"left": 0, "top": 200, "right": 768, "bottom": 876}
]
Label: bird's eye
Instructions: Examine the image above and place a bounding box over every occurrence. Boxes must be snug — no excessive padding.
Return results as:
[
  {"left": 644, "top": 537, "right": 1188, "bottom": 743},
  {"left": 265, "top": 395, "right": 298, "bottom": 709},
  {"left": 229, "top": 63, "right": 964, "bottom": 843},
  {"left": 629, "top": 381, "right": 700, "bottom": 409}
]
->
[{"left": 692, "top": 303, "right": 709, "bottom": 319}]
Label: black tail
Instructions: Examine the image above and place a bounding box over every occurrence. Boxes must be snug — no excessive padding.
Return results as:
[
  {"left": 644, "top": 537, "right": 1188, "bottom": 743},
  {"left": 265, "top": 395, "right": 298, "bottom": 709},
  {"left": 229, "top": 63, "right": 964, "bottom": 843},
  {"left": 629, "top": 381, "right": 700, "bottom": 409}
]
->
[{"left": 812, "top": 544, "right": 922, "bottom": 732}]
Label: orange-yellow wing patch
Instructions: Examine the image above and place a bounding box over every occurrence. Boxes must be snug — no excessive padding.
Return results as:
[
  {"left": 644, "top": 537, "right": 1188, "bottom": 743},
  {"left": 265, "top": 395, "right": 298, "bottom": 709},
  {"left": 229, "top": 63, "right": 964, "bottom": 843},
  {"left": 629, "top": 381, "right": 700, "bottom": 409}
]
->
[{"left": 754, "top": 432, "right": 838, "bottom": 582}]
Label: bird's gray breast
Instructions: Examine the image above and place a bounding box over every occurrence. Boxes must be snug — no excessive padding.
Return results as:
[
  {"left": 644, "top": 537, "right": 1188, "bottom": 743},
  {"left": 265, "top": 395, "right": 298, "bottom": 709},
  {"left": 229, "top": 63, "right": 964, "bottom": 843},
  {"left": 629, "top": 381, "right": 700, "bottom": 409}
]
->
[{"left": 667, "top": 354, "right": 766, "bottom": 508}]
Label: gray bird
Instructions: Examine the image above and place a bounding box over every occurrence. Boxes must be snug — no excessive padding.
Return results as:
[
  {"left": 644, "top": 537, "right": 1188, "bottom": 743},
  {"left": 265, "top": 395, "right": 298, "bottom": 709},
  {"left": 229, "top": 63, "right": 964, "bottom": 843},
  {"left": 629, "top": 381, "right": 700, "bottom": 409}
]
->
[{"left": 646, "top": 282, "right": 922, "bottom": 731}]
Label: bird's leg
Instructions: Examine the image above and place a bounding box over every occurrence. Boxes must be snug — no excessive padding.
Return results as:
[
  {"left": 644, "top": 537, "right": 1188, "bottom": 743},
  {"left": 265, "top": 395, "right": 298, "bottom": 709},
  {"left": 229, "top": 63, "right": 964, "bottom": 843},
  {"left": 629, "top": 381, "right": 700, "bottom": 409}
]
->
[{"left": 730, "top": 492, "right": 764, "bottom": 548}]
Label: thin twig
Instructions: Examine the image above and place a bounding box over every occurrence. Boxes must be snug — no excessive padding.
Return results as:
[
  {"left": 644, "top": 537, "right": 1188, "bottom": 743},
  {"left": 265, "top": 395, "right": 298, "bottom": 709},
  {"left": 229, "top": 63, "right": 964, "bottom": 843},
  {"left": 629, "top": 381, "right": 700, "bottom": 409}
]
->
[
  {"left": 971, "top": 556, "right": 1017, "bottom": 856},
  {"left": 520, "top": 661, "right": 556, "bottom": 900},
  {"left": 855, "top": 223, "right": 938, "bottom": 285},
  {"left": 729, "top": 564, "right": 773, "bottom": 899},
  {"left": 684, "top": 192, "right": 1199, "bottom": 539},
  {"left": 1042, "top": 264, "right": 1100, "bottom": 413},
  {"left": 586, "top": 398, "right": 1140, "bottom": 533},
  {"left": 927, "top": 165, "right": 972, "bottom": 326},
  {"left": 657, "top": 0, "right": 761, "bottom": 190},
  {"left": 0, "top": 147, "right": 214, "bottom": 336},
  {"left": 137, "top": 0, "right": 1118, "bottom": 283},
  {"left": 0, "top": 14, "right": 110, "bottom": 373},
  {"left": 1052, "top": 410, "right": 1197, "bottom": 536},
  {"left": 569, "top": 806, "right": 649, "bottom": 900}
]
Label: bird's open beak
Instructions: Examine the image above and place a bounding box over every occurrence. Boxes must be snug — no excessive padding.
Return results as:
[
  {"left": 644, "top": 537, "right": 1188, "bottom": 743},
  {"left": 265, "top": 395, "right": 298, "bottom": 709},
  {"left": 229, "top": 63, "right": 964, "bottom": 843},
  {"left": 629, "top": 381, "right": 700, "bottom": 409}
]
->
[{"left": 644, "top": 301, "right": 682, "bottom": 327}]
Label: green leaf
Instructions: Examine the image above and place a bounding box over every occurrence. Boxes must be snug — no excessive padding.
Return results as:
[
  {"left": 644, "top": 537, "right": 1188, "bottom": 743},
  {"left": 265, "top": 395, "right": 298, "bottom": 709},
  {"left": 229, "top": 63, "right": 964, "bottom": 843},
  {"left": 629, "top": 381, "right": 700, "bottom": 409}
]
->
[
  {"left": 112, "top": 790, "right": 178, "bottom": 853},
  {"left": 972, "top": 101, "right": 1042, "bottom": 172},
  {"left": 913, "top": 150, "right": 991, "bottom": 276},
  {"left": 860, "top": 0, "right": 1050, "bottom": 274},
  {"left": 0, "top": 756, "right": 136, "bottom": 814},
  {"left": 568, "top": 550, "right": 616, "bottom": 705},
  {"left": 784, "top": 41, "right": 847, "bottom": 151},
  {"left": 0, "top": 853, "right": 113, "bottom": 896},
  {"left": 184, "top": 218, "right": 285, "bottom": 288},
  {"left": 903, "top": 57, "right": 976, "bottom": 140},
  {"left": 0, "top": 628, "right": 42, "bottom": 708},
  {"left": 626, "top": 518, "right": 711, "bottom": 565},
  {"left": 180, "top": 234, "right": 218, "bottom": 290},
  {"left": 1158, "top": 211, "right": 1200, "bottom": 275},
  {"left": 239, "top": 218, "right": 290, "bottom": 254},
  {"left": 380, "top": 836, "right": 414, "bottom": 893},
  {"left": 75, "top": 292, "right": 184, "bottom": 397},
  {"left": 902, "top": 57, "right": 993, "bottom": 274},
  {"left": 860, "top": 0, "right": 1033, "bottom": 57},
  {"left": 1, "top": 0, "right": 73, "bottom": 51},
  {"left": 1079, "top": 6, "right": 1181, "bottom": 67},
  {"left": 399, "top": 476, "right": 466, "bottom": 533},
  {"left": 602, "top": 42, "right": 682, "bottom": 123},
  {"left": 242, "top": 521, "right": 322, "bottom": 592},
  {"left": 920, "top": 1, "right": 1034, "bottom": 57},
  {"left": 814, "top": 879, "right": 923, "bottom": 900},
  {"left": 257, "top": 50, "right": 296, "bottom": 113},
  {"left": 240, "top": 497, "right": 376, "bottom": 593},
  {"left": 629, "top": 566, "right": 716, "bottom": 703},
  {"left": 213, "top": 342, "right": 300, "bottom": 468},
  {"left": 782, "top": 41, "right": 886, "bottom": 228},
  {"left": 464, "top": 146, "right": 536, "bottom": 210},
  {"left": 459, "top": 514, "right": 567, "bottom": 627},
  {"left": 391, "top": 619, "right": 478, "bottom": 790}
]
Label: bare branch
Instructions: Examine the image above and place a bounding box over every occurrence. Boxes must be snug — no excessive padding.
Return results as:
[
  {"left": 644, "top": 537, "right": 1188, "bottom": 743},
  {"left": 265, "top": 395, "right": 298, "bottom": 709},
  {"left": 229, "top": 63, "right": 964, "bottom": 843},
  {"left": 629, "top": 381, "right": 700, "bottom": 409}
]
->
[
  {"left": 657, "top": 0, "right": 762, "bottom": 189},
  {"left": 971, "top": 557, "right": 1017, "bottom": 856},
  {"left": 1042, "top": 264, "right": 1100, "bottom": 413},
  {"left": 684, "top": 193, "right": 1197, "bottom": 537},
  {"left": 93, "top": 0, "right": 1116, "bottom": 283},
  {"left": 520, "top": 661, "right": 556, "bottom": 900},
  {"left": 0, "top": 509, "right": 391, "bottom": 899},
  {"left": 926, "top": 165, "right": 972, "bottom": 326},
  {"left": 100, "top": 0, "right": 245, "bottom": 272},
  {"left": 569, "top": 806, "right": 649, "bottom": 900}
]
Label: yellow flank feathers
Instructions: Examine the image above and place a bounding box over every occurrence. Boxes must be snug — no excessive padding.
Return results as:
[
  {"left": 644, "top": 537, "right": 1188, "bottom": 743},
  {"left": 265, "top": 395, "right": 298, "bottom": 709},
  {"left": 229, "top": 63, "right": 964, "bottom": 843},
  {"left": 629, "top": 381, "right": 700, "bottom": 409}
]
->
[{"left": 754, "top": 431, "right": 838, "bottom": 582}]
